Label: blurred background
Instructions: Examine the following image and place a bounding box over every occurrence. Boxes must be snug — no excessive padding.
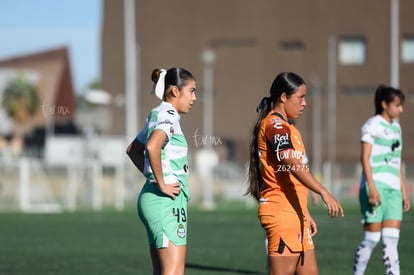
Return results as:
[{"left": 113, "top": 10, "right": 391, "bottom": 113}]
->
[{"left": 0, "top": 0, "right": 413, "bottom": 212}]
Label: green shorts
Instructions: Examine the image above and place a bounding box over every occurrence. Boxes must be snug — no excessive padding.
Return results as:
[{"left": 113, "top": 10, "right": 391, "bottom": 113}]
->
[
  {"left": 359, "top": 182, "right": 403, "bottom": 224},
  {"left": 137, "top": 181, "right": 188, "bottom": 248}
]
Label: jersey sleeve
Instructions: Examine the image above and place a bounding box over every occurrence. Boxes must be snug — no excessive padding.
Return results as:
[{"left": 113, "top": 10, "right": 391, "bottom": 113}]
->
[
  {"left": 264, "top": 120, "right": 294, "bottom": 153},
  {"left": 154, "top": 108, "right": 178, "bottom": 141},
  {"left": 361, "top": 119, "right": 375, "bottom": 144}
]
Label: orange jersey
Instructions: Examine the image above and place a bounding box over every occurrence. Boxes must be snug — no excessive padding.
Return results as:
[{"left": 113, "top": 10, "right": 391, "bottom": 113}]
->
[{"left": 257, "top": 112, "right": 309, "bottom": 216}]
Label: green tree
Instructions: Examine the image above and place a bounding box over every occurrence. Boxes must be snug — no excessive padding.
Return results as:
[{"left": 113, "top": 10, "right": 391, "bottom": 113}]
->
[{"left": 2, "top": 73, "right": 38, "bottom": 123}]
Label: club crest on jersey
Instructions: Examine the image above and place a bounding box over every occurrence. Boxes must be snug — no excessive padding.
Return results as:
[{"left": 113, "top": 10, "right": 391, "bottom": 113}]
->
[
  {"left": 177, "top": 223, "right": 186, "bottom": 238},
  {"left": 170, "top": 126, "right": 175, "bottom": 135}
]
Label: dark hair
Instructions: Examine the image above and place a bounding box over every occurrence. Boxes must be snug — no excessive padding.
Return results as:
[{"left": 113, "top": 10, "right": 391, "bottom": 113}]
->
[
  {"left": 246, "top": 72, "right": 306, "bottom": 200},
  {"left": 374, "top": 85, "right": 405, "bottom": 115},
  {"left": 151, "top": 67, "right": 195, "bottom": 100}
]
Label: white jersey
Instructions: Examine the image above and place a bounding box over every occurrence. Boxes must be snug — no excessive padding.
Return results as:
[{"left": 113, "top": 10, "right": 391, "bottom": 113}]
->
[
  {"left": 137, "top": 101, "right": 190, "bottom": 198},
  {"left": 360, "top": 114, "right": 402, "bottom": 190}
]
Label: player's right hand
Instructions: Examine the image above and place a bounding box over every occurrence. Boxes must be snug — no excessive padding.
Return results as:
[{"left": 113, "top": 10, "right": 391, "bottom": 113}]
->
[{"left": 368, "top": 188, "right": 381, "bottom": 207}]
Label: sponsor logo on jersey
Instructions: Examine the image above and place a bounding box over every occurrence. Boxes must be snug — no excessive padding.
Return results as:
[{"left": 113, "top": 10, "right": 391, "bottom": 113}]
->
[
  {"left": 159, "top": 119, "right": 173, "bottom": 126},
  {"left": 273, "top": 133, "right": 290, "bottom": 147}
]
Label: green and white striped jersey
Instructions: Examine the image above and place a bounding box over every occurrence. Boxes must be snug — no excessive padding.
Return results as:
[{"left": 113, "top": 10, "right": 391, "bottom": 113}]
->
[
  {"left": 360, "top": 114, "right": 402, "bottom": 190},
  {"left": 137, "top": 101, "right": 190, "bottom": 199}
]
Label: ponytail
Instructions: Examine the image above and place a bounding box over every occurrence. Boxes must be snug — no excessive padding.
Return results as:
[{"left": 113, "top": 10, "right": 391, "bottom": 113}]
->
[
  {"left": 246, "top": 72, "right": 305, "bottom": 200},
  {"left": 246, "top": 96, "right": 274, "bottom": 200}
]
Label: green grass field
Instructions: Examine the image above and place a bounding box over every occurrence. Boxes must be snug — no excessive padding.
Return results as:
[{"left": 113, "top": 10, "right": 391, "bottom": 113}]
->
[{"left": 0, "top": 200, "right": 413, "bottom": 275}]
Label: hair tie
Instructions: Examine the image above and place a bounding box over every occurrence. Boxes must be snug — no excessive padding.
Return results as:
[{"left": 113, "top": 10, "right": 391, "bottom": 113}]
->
[
  {"left": 153, "top": 69, "right": 167, "bottom": 100},
  {"left": 256, "top": 97, "right": 270, "bottom": 113}
]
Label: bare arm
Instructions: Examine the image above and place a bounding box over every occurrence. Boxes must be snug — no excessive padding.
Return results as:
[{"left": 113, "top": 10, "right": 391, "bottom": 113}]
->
[
  {"left": 361, "top": 142, "right": 381, "bottom": 206},
  {"left": 400, "top": 168, "right": 411, "bottom": 212},
  {"left": 281, "top": 155, "right": 344, "bottom": 218},
  {"left": 126, "top": 139, "right": 145, "bottom": 174},
  {"left": 146, "top": 129, "right": 181, "bottom": 200}
]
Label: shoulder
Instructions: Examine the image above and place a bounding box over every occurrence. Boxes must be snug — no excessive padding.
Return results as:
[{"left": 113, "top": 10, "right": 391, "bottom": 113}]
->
[
  {"left": 364, "top": 115, "right": 381, "bottom": 125},
  {"left": 361, "top": 115, "right": 381, "bottom": 142},
  {"left": 362, "top": 115, "right": 381, "bottom": 131},
  {"left": 264, "top": 113, "right": 290, "bottom": 130},
  {"left": 156, "top": 102, "right": 179, "bottom": 122},
  {"left": 263, "top": 114, "right": 292, "bottom": 139}
]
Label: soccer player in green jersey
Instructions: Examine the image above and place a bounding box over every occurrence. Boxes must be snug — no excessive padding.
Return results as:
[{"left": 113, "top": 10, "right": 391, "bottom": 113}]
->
[
  {"left": 127, "top": 67, "right": 196, "bottom": 275},
  {"left": 353, "top": 85, "right": 410, "bottom": 275}
]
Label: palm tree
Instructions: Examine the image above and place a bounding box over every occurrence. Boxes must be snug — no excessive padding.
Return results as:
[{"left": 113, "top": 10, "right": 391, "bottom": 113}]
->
[{"left": 2, "top": 73, "right": 38, "bottom": 123}]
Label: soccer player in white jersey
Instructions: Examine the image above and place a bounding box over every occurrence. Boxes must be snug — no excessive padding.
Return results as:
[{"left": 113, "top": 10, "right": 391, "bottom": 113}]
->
[
  {"left": 353, "top": 85, "right": 410, "bottom": 275},
  {"left": 127, "top": 67, "right": 196, "bottom": 275}
]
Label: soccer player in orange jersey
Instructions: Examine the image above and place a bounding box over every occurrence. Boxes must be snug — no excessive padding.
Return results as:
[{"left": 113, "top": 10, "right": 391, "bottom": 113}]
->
[{"left": 246, "top": 72, "right": 344, "bottom": 275}]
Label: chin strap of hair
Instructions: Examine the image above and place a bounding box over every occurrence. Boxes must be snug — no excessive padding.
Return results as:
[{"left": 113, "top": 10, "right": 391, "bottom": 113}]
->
[
  {"left": 256, "top": 96, "right": 271, "bottom": 113},
  {"left": 154, "top": 68, "right": 167, "bottom": 100}
]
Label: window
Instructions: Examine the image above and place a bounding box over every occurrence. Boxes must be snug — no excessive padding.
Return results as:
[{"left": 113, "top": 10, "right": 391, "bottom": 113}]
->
[
  {"left": 339, "top": 37, "right": 366, "bottom": 65},
  {"left": 402, "top": 36, "right": 414, "bottom": 63},
  {"left": 279, "top": 40, "right": 305, "bottom": 51}
]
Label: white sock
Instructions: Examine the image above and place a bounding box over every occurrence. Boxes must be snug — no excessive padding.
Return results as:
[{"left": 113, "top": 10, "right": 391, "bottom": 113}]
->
[
  {"left": 353, "top": 231, "right": 381, "bottom": 275},
  {"left": 382, "top": 227, "right": 400, "bottom": 275}
]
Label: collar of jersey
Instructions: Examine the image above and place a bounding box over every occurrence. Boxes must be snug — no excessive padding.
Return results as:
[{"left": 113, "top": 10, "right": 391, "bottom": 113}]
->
[
  {"left": 160, "top": 101, "right": 181, "bottom": 119},
  {"left": 271, "top": 112, "right": 285, "bottom": 121}
]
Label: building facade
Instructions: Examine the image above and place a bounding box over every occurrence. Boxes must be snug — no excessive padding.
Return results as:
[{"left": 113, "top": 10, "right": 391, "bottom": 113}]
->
[
  {"left": 0, "top": 47, "right": 78, "bottom": 155},
  {"left": 101, "top": 0, "right": 414, "bottom": 169}
]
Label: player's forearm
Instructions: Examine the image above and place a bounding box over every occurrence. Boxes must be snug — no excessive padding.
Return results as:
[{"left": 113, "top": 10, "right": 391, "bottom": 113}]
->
[
  {"left": 126, "top": 140, "right": 145, "bottom": 173},
  {"left": 280, "top": 157, "right": 325, "bottom": 195},
  {"left": 400, "top": 168, "right": 408, "bottom": 198},
  {"left": 361, "top": 156, "right": 376, "bottom": 190},
  {"left": 361, "top": 142, "right": 376, "bottom": 190},
  {"left": 295, "top": 171, "right": 328, "bottom": 196},
  {"left": 146, "top": 144, "right": 165, "bottom": 187}
]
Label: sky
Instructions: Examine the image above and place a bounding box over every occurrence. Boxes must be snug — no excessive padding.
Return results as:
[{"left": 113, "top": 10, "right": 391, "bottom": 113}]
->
[{"left": 0, "top": 0, "right": 102, "bottom": 94}]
